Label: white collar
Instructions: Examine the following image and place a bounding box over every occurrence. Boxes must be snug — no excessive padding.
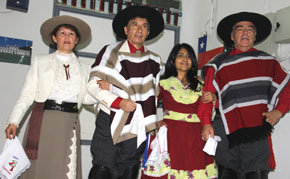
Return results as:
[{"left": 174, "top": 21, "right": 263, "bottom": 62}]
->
[
  {"left": 56, "top": 50, "right": 74, "bottom": 62},
  {"left": 119, "top": 40, "right": 147, "bottom": 53}
]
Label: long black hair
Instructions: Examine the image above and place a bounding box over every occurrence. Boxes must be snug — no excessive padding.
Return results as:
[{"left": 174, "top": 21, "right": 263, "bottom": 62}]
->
[{"left": 161, "top": 43, "right": 201, "bottom": 92}]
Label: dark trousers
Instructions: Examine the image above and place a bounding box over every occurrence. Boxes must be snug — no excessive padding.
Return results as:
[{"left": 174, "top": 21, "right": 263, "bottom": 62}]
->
[
  {"left": 213, "top": 115, "right": 270, "bottom": 178},
  {"left": 90, "top": 110, "right": 146, "bottom": 178}
]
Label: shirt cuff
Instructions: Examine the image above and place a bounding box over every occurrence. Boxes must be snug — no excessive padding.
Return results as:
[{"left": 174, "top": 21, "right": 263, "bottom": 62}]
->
[
  {"left": 201, "top": 116, "right": 212, "bottom": 126},
  {"left": 197, "top": 102, "right": 213, "bottom": 126},
  {"left": 111, "top": 97, "right": 122, "bottom": 109},
  {"left": 275, "top": 104, "right": 289, "bottom": 116}
]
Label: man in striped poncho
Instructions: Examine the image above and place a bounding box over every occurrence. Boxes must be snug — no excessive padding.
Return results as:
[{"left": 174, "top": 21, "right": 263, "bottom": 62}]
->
[
  {"left": 87, "top": 6, "right": 164, "bottom": 179},
  {"left": 199, "top": 12, "right": 290, "bottom": 179}
]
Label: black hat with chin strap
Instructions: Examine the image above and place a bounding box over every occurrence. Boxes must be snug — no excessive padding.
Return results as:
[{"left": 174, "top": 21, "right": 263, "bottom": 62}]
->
[{"left": 217, "top": 12, "right": 272, "bottom": 46}]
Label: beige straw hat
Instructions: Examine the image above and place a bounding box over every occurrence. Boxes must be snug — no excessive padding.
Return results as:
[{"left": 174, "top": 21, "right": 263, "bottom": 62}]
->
[{"left": 40, "top": 15, "right": 91, "bottom": 50}]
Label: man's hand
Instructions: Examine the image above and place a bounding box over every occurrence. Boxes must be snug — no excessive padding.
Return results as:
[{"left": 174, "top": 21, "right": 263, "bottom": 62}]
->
[
  {"left": 5, "top": 124, "right": 17, "bottom": 140},
  {"left": 97, "top": 80, "right": 110, "bottom": 90},
  {"left": 202, "top": 124, "right": 214, "bottom": 141},
  {"left": 202, "top": 91, "right": 217, "bottom": 103},
  {"left": 119, "top": 99, "right": 136, "bottom": 112},
  {"left": 263, "top": 109, "right": 283, "bottom": 126}
]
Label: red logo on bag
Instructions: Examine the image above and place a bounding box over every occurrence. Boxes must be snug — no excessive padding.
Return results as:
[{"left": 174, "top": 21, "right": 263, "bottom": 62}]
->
[
  {"left": 9, "top": 160, "right": 17, "bottom": 172},
  {"left": 2, "top": 155, "right": 19, "bottom": 175}
]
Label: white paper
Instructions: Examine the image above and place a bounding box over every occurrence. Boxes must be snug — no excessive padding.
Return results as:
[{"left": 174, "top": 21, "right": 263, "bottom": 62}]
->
[{"left": 203, "top": 135, "right": 221, "bottom": 156}]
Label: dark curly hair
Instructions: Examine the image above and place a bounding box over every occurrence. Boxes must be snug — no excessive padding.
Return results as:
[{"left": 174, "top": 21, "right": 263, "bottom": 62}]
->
[{"left": 161, "top": 43, "right": 201, "bottom": 91}]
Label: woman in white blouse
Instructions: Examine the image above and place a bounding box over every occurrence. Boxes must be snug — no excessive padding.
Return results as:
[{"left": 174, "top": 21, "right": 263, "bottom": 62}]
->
[{"left": 5, "top": 15, "right": 94, "bottom": 179}]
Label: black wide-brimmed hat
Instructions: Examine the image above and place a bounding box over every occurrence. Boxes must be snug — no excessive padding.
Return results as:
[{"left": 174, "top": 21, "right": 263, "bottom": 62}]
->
[
  {"left": 112, "top": 6, "right": 164, "bottom": 41},
  {"left": 217, "top": 12, "right": 272, "bottom": 46},
  {"left": 40, "top": 15, "right": 91, "bottom": 50}
]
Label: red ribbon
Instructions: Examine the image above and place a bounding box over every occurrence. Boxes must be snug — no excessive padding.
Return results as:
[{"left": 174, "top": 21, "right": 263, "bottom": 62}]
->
[{"left": 63, "top": 64, "right": 70, "bottom": 80}]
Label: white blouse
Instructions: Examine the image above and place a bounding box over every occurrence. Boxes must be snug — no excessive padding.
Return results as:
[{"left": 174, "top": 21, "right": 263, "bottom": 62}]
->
[{"left": 48, "top": 51, "right": 81, "bottom": 104}]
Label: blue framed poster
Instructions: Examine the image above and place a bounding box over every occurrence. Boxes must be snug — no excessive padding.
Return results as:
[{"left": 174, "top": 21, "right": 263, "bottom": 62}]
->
[{"left": 0, "top": 36, "right": 33, "bottom": 65}]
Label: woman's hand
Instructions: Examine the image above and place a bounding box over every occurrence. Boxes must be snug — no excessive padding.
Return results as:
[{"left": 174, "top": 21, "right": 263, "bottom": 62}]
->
[
  {"left": 158, "top": 120, "right": 167, "bottom": 128},
  {"left": 202, "top": 124, "right": 214, "bottom": 141},
  {"left": 97, "top": 80, "right": 110, "bottom": 90},
  {"left": 5, "top": 124, "right": 17, "bottom": 140},
  {"left": 202, "top": 91, "right": 217, "bottom": 103}
]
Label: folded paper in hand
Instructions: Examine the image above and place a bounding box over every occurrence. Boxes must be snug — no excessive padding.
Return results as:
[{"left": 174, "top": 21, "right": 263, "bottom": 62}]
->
[
  {"left": 203, "top": 135, "right": 221, "bottom": 156},
  {"left": 0, "top": 137, "right": 31, "bottom": 179}
]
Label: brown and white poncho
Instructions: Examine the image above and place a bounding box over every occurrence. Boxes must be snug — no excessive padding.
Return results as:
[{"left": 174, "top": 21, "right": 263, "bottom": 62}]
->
[{"left": 90, "top": 40, "right": 161, "bottom": 147}]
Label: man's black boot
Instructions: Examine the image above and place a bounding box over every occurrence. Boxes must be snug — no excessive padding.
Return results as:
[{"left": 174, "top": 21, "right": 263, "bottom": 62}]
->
[
  {"left": 245, "top": 170, "right": 268, "bottom": 179},
  {"left": 118, "top": 164, "right": 139, "bottom": 179},
  {"left": 89, "top": 164, "right": 112, "bottom": 179},
  {"left": 218, "top": 165, "right": 238, "bottom": 179}
]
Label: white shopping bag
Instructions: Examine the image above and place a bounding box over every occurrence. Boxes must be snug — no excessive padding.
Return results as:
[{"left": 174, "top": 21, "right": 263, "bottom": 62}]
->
[
  {"left": 0, "top": 137, "right": 31, "bottom": 179},
  {"left": 145, "top": 126, "right": 169, "bottom": 172}
]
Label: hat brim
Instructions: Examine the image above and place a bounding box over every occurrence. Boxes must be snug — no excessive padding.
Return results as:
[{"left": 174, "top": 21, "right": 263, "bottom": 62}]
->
[
  {"left": 40, "top": 15, "right": 91, "bottom": 50},
  {"left": 112, "top": 6, "right": 164, "bottom": 41},
  {"left": 217, "top": 12, "right": 272, "bottom": 46}
]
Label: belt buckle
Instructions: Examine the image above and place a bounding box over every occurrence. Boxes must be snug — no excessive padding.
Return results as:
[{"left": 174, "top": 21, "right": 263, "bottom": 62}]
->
[{"left": 52, "top": 103, "right": 64, "bottom": 111}]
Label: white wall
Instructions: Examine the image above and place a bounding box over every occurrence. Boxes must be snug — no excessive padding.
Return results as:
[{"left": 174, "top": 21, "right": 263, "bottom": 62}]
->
[
  {"left": 181, "top": 0, "right": 290, "bottom": 51},
  {"left": 0, "top": 0, "right": 290, "bottom": 178},
  {"left": 0, "top": 0, "right": 54, "bottom": 160}
]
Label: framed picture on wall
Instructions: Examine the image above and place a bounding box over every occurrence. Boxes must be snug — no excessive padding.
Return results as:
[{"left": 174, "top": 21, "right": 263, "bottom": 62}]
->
[{"left": 0, "top": 36, "right": 33, "bottom": 65}]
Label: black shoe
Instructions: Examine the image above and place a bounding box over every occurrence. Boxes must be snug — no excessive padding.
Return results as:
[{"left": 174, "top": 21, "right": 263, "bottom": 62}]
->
[
  {"left": 118, "top": 164, "right": 139, "bottom": 179},
  {"left": 218, "top": 165, "right": 238, "bottom": 179},
  {"left": 245, "top": 170, "right": 268, "bottom": 179},
  {"left": 89, "top": 164, "right": 112, "bottom": 179}
]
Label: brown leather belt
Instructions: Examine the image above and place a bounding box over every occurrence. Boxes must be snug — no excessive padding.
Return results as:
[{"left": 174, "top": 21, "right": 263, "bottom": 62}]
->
[{"left": 44, "top": 100, "right": 78, "bottom": 113}]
